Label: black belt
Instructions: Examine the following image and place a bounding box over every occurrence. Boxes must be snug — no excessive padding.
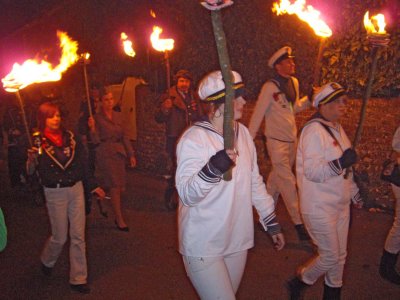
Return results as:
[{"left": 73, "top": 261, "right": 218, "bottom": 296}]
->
[{"left": 44, "top": 181, "right": 77, "bottom": 188}]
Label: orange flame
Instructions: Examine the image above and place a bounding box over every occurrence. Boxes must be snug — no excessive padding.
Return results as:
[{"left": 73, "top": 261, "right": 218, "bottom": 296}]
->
[
  {"left": 150, "top": 10, "right": 156, "bottom": 18},
  {"left": 2, "top": 31, "right": 79, "bottom": 92},
  {"left": 120, "top": 32, "right": 136, "bottom": 58},
  {"left": 364, "top": 11, "right": 387, "bottom": 34},
  {"left": 150, "top": 26, "right": 174, "bottom": 52},
  {"left": 272, "top": 0, "right": 332, "bottom": 38}
]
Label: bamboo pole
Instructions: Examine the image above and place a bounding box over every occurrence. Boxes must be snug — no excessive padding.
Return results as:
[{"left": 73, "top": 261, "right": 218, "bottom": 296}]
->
[{"left": 211, "top": 10, "right": 235, "bottom": 181}]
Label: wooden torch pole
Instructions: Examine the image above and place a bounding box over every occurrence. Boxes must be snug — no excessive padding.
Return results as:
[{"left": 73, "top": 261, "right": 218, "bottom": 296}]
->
[{"left": 211, "top": 10, "right": 235, "bottom": 181}]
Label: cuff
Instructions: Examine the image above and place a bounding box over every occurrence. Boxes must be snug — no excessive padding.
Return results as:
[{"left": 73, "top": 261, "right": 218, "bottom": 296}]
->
[
  {"left": 329, "top": 159, "right": 344, "bottom": 175},
  {"left": 351, "top": 191, "right": 362, "bottom": 204},
  {"left": 263, "top": 212, "right": 281, "bottom": 236},
  {"left": 198, "top": 162, "right": 223, "bottom": 183}
]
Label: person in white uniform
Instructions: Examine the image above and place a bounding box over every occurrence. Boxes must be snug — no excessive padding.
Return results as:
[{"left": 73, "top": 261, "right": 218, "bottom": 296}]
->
[
  {"left": 287, "top": 83, "right": 363, "bottom": 300},
  {"left": 248, "top": 46, "right": 311, "bottom": 241},
  {"left": 176, "top": 70, "right": 285, "bottom": 300},
  {"left": 379, "top": 125, "right": 400, "bottom": 285}
]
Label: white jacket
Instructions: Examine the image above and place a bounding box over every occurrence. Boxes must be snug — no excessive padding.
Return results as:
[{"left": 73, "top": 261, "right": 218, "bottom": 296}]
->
[
  {"left": 296, "top": 118, "right": 360, "bottom": 216},
  {"left": 248, "top": 77, "right": 310, "bottom": 142},
  {"left": 176, "top": 121, "right": 276, "bottom": 257}
]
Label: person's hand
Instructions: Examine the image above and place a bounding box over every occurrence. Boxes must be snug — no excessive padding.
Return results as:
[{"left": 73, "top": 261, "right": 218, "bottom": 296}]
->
[
  {"left": 162, "top": 99, "right": 173, "bottom": 110},
  {"left": 129, "top": 156, "right": 137, "bottom": 168},
  {"left": 209, "top": 149, "right": 235, "bottom": 174},
  {"left": 352, "top": 192, "right": 364, "bottom": 209},
  {"left": 190, "top": 100, "right": 198, "bottom": 111},
  {"left": 87, "top": 117, "right": 95, "bottom": 131},
  {"left": 339, "top": 148, "right": 357, "bottom": 168},
  {"left": 271, "top": 233, "right": 285, "bottom": 251},
  {"left": 225, "top": 149, "right": 238, "bottom": 164},
  {"left": 93, "top": 187, "right": 106, "bottom": 199}
]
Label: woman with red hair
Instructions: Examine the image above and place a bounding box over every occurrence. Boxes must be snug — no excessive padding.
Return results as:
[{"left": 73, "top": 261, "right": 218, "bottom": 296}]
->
[{"left": 27, "top": 102, "right": 105, "bottom": 294}]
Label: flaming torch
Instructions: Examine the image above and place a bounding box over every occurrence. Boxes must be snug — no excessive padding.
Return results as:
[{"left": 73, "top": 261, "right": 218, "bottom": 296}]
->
[
  {"left": 150, "top": 26, "right": 174, "bottom": 94},
  {"left": 353, "top": 12, "right": 390, "bottom": 148},
  {"left": 120, "top": 32, "right": 136, "bottom": 58},
  {"left": 1, "top": 31, "right": 79, "bottom": 146},
  {"left": 272, "top": 0, "right": 332, "bottom": 86}
]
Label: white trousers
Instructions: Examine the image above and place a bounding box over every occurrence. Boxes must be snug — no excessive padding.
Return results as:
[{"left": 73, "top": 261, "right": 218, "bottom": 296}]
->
[
  {"left": 182, "top": 250, "right": 248, "bottom": 300},
  {"left": 300, "top": 208, "right": 350, "bottom": 288},
  {"left": 266, "top": 138, "right": 302, "bottom": 225},
  {"left": 41, "top": 181, "right": 87, "bottom": 285},
  {"left": 384, "top": 184, "right": 400, "bottom": 254}
]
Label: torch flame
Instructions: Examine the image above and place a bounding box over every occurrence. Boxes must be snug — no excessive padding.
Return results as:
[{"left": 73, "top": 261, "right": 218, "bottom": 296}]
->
[
  {"left": 120, "top": 32, "right": 136, "bottom": 58},
  {"left": 150, "top": 10, "right": 156, "bottom": 18},
  {"left": 272, "top": 0, "right": 332, "bottom": 38},
  {"left": 2, "top": 31, "right": 79, "bottom": 92},
  {"left": 150, "top": 26, "right": 174, "bottom": 52},
  {"left": 364, "top": 11, "right": 386, "bottom": 34}
]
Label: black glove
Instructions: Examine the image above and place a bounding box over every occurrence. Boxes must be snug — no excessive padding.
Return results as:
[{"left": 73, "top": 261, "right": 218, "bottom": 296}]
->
[
  {"left": 338, "top": 148, "right": 357, "bottom": 168},
  {"left": 209, "top": 150, "right": 235, "bottom": 175}
]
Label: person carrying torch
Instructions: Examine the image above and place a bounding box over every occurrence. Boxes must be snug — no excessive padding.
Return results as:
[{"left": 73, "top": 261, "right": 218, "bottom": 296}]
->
[
  {"left": 155, "top": 69, "right": 202, "bottom": 210},
  {"left": 288, "top": 83, "right": 363, "bottom": 299},
  {"left": 27, "top": 102, "right": 105, "bottom": 294},
  {"left": 176, "top": 71, "right": 284, "bottom": 299},
  {"left": 248, "top": 46, "right": 311, "bottom": 241}
]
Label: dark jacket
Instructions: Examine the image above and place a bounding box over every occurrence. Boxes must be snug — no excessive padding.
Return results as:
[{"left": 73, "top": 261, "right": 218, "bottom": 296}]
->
[
  {"left": 36, "top": 130, "right": 98, "bottom": 191},
  {"left": 155, "top": 86, "right": 202, "bottom": 137}
]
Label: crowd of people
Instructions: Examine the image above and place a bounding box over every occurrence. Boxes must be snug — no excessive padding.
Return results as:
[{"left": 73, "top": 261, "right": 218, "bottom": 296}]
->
[{"left": 0, "top": 45, "right": 399, "bottom": 298}]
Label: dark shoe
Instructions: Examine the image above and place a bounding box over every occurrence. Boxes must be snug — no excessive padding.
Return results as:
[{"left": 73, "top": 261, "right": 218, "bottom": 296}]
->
[
  {"left": 295, "top": 224, "right": 311, "bottom": 241},
  {"left": 70, "top": 283, "right": 91, "bottom": 294},
  {"left": 379, "top": 250, "right": 400, "bottom": 285},
  {"left": 115, "top": 220, "right": 129, "bottom": 232},
  {"left": 323, "top": 283, "right": 341, "bottom": 300},
  {"left": 41, "top": 263, "right": 52, "bottom": 277},
  {"left": 286, "top": 276, "right": 309, "bottom": 300}
]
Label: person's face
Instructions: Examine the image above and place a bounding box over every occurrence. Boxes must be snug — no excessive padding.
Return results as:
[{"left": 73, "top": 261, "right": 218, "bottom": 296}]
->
[
  {"left": 91, "top": 88, "right": 100, "bottom": 100},
  {"left": 176, "top": 77, "right": 191, "bottom": 93},
  {"left": 102, "top": 92, "right": 115, "bottom": 110},
  {"left": 45, "top": 110, "right": 61, "bottom": 131},
  {"left": 320, "top": 95, "right": 348, "bottom": 122},
  {"left": 275, "top": 57, "right": 295, "bottom": 77},
  {"left": 233, "top": 96, "right": 246, "bottom": 120},
  {"left": 215, "top": 96, "right": 246, "bottom": 121}
]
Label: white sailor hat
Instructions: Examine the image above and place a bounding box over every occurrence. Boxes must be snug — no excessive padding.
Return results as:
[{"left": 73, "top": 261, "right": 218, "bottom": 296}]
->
[
  {"left": 312, "top": 82, "right": 347, "bottom": 108},
  {"left": 268, "top": 46, "right": 294, "bottom": 68},
  {"left": 198, "top": 70, "right": 245, "bottom": 103}
]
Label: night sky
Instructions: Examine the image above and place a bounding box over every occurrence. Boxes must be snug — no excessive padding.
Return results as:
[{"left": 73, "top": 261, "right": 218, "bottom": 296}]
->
[{"left": 0, "top": 1, "right": 62, "bottom": 38}]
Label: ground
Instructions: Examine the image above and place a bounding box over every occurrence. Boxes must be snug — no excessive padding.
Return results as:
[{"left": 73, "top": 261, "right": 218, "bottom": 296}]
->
[{"left": 0, "top": 168, "right": 399, "bottom": 299}]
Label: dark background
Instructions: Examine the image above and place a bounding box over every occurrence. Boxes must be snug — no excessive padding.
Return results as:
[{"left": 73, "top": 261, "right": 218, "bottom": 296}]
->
[{"left": 0, "top": 0, "right": 399, "bottom": 99}]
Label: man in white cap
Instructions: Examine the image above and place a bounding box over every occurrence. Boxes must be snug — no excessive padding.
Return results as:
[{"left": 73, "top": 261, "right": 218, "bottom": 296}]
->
[
  {"left": 287, "top": 82, "right": 363, "bottom": 300},
  {"left": 248, "top": 46, "right": 311, "bottom": 241}
]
